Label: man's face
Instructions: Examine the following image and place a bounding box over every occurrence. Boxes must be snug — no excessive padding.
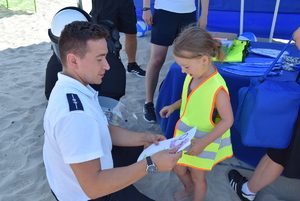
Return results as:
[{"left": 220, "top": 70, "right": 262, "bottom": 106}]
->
[
  {"left": 293, "top": 27, "right": 300, "bottom": 50},
  {"left": 76, "top": 38, "right": 110, "bottom": 85}
]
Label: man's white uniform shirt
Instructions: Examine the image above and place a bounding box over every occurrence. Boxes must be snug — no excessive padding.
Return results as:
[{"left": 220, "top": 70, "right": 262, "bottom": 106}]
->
[{"left": 43, "top": 73, "right": 113, "bottom": 201}]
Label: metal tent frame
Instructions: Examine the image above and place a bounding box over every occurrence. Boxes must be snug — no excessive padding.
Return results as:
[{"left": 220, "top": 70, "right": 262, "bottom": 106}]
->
[
  {"left": 197, "top": 0, "right": 282, "bottom": 42},
  {"left": 239, "top": 0, "right": 281, "bottom": 42}
]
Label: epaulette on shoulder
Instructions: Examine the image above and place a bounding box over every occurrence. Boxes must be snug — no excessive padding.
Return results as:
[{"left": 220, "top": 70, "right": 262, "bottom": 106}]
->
[{"left": 66, "top": 93, "right": 84, "bottom": 111}]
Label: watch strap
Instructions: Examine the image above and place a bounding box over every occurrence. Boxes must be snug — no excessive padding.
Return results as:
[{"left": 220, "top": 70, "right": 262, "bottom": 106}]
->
[
  {"left": 141, "top": 7, "right": 150, "bottom": 11},
  {"left": 146, "top": 156, "right": 152, "bottom": 165},
  {"left": 146, "top": 156, "right": 156, "bottom": 174}
]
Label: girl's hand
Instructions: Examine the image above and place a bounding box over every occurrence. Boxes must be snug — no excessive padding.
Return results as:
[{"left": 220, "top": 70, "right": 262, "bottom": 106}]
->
[
  {"left": 185, "top": 139, "right": 206, "bottom": 156},
  {"left": 159, "top": 105, "right": 175, "bottom": 118}
]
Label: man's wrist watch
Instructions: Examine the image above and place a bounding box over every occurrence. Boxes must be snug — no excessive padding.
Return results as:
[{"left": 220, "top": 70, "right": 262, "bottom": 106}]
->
[
  {"left": 146, "top": 156, "right": 157, "bottom": 173},
  {"left": 141, "top": 7, "right": 150, "bottom": 11}
]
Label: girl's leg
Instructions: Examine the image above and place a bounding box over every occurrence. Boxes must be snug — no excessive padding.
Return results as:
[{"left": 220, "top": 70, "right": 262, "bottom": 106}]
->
[
  {"left": 173, "top": 165, "right": 194, "bottom": 201},
  {"left": 190, "top": 168, "right": 207, "bottom": 201}
]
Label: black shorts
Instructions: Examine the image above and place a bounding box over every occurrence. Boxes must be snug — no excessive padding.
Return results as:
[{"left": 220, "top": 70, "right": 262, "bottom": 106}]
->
[
  {"left": 89, "top": 184, "right": 154, "bottom": 201},
  {"left": 267, "top": 107, "right": 300, "bottom": 178},
  {"left": 51, "top": 146, "right": 153, "bottom": 201},
  {"left": 267, "top": 148, "right": 289, "bottom": 168},
  {"left": 90, "top": 0, "right": 137, "bottom": 34},
  {"left": 151, "top": 9, "right": 196, "bottom": 46}
]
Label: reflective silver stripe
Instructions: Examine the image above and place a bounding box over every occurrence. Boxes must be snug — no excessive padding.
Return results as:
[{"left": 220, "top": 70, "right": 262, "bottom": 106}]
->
[
  {"left": 177, "top": 120, "right": 222, "bottom": 144},
  {"left": 182, "top": 145, "right": 217, "bottom": 160},
  {"left": 195, "top": 130, "right": 207, "bottom": 139},
  {"left": 197, "top": 151, "right": 217, "bottom": 159},
  {"left": 177, "top": 121, "right": 207, "bottom": 138},
  {"left": 219, "top": 137, "right": 232, "bottom": 149},
  {"left": 177, "top": 121, "right": 194, "bottom": 133},
  {"left": 177, "top": 120, "right": 232, "bottom": 160},
  {"left": 214, "top": 136, "right": 221, "bottom": 144}
]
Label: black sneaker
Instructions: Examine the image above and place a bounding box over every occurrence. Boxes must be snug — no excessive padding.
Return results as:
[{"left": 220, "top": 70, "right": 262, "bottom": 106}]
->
[
  {"left": 228, "top": 169, "right": 255, "bottom": 201},
  {"left": 127, "top": 62, "right": 146, "bottom": 77},
  {"left": 143, "top": 102, "right": 157, "bottom": 123}
]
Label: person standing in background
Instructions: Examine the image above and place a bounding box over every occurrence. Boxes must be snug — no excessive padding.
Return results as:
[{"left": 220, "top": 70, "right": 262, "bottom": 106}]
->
[
  {"left": 142, "top": 0, "right": 210, "bottom": 123},
  {"left": 90, "top": 0, "right": 146, "bottom": 77}
]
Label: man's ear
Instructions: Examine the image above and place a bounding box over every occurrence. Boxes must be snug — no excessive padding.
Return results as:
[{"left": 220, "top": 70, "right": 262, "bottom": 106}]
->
[{"left": 66, "top": 53, "right": 79, "bottom": 69}]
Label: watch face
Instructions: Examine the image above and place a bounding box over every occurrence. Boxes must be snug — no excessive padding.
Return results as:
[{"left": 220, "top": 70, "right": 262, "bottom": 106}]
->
[{"left": 147, "top": 164, "right": 157, "bottom": 173}]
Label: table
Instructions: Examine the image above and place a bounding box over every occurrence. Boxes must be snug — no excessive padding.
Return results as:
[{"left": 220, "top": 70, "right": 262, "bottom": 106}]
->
[{"left": 156, "top": 41, "right": 300, "bottom": 168}]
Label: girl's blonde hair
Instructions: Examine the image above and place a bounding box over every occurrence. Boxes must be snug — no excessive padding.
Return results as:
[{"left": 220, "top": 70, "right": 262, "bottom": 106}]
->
[{"left": 173, "top": 25, "right": 225, "bottom": 62}]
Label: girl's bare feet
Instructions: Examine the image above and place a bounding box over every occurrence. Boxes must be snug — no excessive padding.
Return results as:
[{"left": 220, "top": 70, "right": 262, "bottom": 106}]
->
[{"left": 173, "top": 189, "right": 193, "bottom": 201}]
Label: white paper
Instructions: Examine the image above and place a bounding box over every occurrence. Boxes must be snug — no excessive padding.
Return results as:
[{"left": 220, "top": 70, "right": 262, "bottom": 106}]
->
[{"left": 137, "top": 127, "right": 197, "bottom": 162}]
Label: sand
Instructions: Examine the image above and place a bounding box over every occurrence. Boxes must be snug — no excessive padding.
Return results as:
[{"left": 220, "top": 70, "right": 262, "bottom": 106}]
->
[{"left": 0, "top": 0, "right": 299, "bottom": 200}]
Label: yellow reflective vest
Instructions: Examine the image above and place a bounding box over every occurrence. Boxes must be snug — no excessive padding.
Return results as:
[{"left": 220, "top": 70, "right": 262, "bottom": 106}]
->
[{"left": 174, "top": 68, "right": 233, "bottom": 171}]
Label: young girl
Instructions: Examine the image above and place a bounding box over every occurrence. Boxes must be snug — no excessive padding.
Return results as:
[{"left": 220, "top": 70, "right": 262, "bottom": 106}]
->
[{"left": 159, "top": 26, "right": 234, "bottom": 201}]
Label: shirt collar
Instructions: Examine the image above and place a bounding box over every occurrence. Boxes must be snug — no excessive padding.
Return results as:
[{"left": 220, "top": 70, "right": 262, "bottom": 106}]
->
[{"left": 57, "top": 72, "right": 98, "bottom": 98}]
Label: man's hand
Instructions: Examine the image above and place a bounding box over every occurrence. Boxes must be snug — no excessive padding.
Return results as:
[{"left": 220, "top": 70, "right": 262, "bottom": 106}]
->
[
  {"left": 151, "top": 149, "right": 182, "bottom": 172},
  {"left": 145, "top": 133, "right": 166, "bottom": 148}
]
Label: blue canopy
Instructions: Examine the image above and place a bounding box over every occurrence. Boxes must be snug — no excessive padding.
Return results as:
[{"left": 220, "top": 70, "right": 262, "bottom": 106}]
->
[{"left": 134, "top": 0, "right": 300, "bottom": 39}]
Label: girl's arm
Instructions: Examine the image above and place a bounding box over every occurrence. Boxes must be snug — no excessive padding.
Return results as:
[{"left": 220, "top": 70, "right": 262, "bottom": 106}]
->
[{"left": 186, "top": 89, "right": 233, "bottom": 156}]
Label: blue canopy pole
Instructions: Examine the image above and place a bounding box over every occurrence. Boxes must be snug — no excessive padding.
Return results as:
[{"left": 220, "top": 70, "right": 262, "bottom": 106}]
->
[
  {"left": 269, "top": 0, "right": 281, "bottom": 42},
  {"left": 197, "top": 0, "right": 201, "bottom": 19},
  {"left": 239, "top": 0, "right": 244, "bottom": 35}
]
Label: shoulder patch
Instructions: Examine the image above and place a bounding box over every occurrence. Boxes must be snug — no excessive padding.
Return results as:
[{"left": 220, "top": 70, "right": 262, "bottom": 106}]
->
[{"left": 66, "top": 93, "right": 84, "bottom": 111}]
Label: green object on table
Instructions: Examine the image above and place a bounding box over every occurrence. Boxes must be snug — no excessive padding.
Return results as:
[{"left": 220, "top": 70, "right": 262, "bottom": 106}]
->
[{"left": 214, "top": 39, "right": 250, "bottom": 63}]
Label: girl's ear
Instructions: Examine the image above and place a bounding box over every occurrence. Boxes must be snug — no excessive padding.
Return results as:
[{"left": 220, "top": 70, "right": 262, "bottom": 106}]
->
[{"left": 201, "top": 55, "right": 209, "bottom": 64}]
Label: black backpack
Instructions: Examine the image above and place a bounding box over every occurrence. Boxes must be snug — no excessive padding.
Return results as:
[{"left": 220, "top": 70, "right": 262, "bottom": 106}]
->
[
  {"left": 97, "top": 19, "right": 122, "bottom": 58},
  {"left": 45, "top": 7, "right": 126, "bottom": 100}
]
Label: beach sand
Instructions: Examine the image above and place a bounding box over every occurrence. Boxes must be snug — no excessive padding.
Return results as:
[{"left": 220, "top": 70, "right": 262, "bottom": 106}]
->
[{"left": 0, "top": 0, "right": 299, "bottom": 200}]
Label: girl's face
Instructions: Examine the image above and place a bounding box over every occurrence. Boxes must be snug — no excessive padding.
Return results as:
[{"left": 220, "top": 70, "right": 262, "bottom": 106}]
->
[{"left": 174, "top": 53, "right": 210, "bottom": 79}]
